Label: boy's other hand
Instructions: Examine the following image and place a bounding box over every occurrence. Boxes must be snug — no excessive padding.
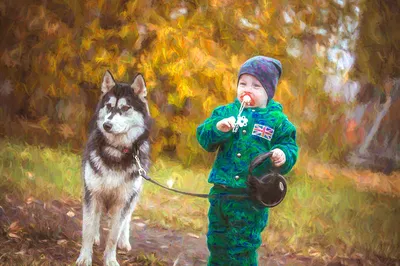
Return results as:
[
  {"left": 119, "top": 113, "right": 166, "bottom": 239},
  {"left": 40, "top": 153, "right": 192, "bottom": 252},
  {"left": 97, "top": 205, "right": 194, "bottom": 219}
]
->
[
  {"left": 271, "top": 148, "right": 286, "bottom": 167},
  {"left": 216, "top": 116, "right": 236, "bottom": 132}
]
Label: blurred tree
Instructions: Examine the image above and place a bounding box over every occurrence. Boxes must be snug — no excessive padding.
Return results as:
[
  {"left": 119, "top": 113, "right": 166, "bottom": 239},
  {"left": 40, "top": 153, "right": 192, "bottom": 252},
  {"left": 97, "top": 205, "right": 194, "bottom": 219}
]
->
[{"left": 348, "top": 0, "right": 400, "bottom": 173}]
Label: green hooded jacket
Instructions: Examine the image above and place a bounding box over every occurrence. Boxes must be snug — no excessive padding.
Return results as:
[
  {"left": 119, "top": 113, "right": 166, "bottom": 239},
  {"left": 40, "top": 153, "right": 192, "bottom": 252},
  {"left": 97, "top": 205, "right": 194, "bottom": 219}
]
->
[{"left": 197, "top": 98, "right": 298, "bottom": 188}]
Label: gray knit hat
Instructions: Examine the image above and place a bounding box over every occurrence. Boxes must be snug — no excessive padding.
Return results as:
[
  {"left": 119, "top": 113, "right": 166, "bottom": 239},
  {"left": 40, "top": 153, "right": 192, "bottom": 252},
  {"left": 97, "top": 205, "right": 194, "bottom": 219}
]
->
[{"left": 238, "top": 56, "right": 282, "bottom": 100}]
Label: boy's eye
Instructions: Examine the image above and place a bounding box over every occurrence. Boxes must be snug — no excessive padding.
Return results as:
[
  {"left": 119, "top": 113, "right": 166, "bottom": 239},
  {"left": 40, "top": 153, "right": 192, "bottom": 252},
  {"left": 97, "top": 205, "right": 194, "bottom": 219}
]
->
[
  {"left": 121, "top": 105, "right": 131, "bottom": 112},
  {"left": 239, "top": 82, "right": 246, "bottom": 86}
]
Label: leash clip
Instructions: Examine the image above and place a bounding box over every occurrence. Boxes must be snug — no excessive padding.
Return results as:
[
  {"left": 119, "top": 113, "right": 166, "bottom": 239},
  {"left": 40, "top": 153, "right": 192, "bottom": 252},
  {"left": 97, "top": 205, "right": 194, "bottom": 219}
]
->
[{"left": 134, "top": 155, "right": 147, "bottom": 177}]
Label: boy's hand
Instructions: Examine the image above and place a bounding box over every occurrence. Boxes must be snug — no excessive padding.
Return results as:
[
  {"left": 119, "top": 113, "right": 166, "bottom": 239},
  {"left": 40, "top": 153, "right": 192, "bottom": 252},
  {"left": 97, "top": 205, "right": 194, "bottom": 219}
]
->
[
  {"left": 271, "top": 148, "right": 286, "bottom": 167},
  {"left": 216, "top": 116, "right": 236, "bottom": 132}
]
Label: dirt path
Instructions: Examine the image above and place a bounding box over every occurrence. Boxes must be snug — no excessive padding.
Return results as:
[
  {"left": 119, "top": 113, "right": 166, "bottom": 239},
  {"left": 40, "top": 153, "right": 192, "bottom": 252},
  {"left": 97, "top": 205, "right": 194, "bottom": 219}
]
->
[{"left": 0, "top": 193, "right": 396, "bottom": 266}]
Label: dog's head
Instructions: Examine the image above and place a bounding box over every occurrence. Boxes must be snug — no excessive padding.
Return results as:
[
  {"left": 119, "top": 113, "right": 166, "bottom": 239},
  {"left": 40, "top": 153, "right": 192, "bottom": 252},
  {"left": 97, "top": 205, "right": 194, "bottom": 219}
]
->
[{"left": 96, "top": 70, "right": 150, "bottom": 141}]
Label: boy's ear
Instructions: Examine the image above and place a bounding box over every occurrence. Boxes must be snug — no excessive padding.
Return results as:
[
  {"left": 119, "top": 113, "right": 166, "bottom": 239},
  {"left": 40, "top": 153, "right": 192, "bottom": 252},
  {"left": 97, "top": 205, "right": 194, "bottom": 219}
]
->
[
  {"left": 101, "top": 70, "right": 116, "bottom": 95},
  {"left": 131, "top": 74, "right": 147, "bottom": 100}
]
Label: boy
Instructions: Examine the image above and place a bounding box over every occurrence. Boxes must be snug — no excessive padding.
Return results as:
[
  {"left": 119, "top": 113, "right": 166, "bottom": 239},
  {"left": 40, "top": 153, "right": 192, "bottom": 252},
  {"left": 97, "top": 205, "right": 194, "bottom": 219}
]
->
[{"left": 196, "top": 56, "right": 298, "bottom": 266}]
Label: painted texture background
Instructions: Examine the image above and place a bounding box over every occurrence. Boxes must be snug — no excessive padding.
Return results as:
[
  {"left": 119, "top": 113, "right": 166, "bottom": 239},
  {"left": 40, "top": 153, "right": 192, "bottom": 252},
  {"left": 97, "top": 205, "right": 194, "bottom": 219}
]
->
[{"left": 0, "top": 0, "right": 399, "bottom": 265}]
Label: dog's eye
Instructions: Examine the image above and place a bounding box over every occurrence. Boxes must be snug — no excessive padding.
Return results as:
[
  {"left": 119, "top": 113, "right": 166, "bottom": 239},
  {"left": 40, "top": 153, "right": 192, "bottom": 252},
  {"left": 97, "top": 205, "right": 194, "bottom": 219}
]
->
[
  {"left": 121, "top": 105, "right": 131, "bottom": 112},
  {"left": 106, "top": 103, "right": 112, "bottom": 110}
]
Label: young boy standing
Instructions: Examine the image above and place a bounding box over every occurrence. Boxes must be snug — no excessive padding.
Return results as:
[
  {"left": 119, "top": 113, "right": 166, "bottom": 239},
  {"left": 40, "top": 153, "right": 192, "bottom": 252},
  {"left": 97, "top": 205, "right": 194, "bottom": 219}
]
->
[{"left": 197, "top": 56, "right": 298, "bottom": 266}]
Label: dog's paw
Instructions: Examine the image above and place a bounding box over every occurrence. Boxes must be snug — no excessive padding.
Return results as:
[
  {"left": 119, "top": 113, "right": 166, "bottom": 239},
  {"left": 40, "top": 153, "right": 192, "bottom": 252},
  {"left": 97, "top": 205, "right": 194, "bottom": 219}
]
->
[
  {"left": 76, "top": 253, "right": 92, "bottom": 266},
  {"left": 117, "top": 238, "right": 131, "bottom": 251},
  {"left": 104, "top": 256, "right": 120, "bottom": 266}
]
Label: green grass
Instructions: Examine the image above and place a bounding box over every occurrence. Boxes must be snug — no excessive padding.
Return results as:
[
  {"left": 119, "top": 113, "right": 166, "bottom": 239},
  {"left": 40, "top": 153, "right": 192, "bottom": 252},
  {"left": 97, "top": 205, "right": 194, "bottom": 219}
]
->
[{"left": 0, "top": 138, "right": 399, "bottom": 260}]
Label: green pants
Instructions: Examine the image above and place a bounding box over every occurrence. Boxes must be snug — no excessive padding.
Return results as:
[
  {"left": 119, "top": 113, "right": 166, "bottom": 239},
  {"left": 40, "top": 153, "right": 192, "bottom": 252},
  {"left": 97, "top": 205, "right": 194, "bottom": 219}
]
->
[{"left": 207, "top": 185, "right": 269, "bottom": 266}]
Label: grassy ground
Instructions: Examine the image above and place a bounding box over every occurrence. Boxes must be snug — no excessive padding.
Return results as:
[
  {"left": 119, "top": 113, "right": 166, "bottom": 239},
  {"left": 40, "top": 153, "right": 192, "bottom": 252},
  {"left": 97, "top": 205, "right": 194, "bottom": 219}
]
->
[{"left": 0, "top": 138, "right": 399, "bottom": 262}]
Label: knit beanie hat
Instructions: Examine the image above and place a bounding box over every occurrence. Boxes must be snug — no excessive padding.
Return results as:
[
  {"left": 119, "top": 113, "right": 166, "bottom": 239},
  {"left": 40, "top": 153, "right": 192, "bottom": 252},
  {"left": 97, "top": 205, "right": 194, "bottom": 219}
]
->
[{"left": 238, "top": 56, "right": 282, "bottom": 100}]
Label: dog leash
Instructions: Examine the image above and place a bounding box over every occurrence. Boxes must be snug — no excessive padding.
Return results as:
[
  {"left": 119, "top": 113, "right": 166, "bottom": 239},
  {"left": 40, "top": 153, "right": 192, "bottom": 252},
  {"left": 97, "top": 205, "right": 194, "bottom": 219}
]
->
[
  {"left": 131, "top": 142, "right": 249, "bottom": 199},
  {"left": 133, "top": 149, "right": 241, "bottom": 198},
  {"left": 129, "top": 132, "right": 215, "bottom": 198}
]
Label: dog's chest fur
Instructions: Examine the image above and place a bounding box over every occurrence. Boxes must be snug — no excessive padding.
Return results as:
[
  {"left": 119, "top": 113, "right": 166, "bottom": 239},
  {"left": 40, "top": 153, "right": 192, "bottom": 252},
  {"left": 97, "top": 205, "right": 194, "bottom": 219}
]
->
[{"left": 82, "top": 128, "right": 149, "bottom": 211}]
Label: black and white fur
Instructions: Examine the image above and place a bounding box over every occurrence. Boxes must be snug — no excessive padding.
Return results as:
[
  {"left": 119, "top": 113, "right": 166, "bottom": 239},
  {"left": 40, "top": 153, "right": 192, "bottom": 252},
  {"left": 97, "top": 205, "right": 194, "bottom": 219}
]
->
[{"left": 76, "top": 71, "right": 151, "bottom": 266}]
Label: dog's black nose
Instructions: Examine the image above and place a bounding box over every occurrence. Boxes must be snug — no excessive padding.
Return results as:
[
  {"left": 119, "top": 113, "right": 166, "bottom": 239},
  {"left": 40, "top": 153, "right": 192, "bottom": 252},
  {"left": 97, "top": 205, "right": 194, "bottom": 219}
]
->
[{"left": 103, "top": 122, "right": 113, "bottom": 132}]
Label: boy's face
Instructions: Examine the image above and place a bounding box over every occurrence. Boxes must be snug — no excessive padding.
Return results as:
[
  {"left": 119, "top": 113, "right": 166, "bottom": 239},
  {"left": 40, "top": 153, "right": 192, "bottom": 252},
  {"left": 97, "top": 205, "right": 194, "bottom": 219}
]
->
[{"left": 237, "top": 74, "right": 268, "bottom": 108}]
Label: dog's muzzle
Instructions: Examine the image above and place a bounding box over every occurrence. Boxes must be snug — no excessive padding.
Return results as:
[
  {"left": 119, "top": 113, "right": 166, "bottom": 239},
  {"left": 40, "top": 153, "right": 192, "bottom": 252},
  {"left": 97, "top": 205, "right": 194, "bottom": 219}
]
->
[
  {"left": 103, "top": 122, "right": 113, "bottom": 133},
  {"left": 247, "top": 152, "right": 287, "bottom": 207}
]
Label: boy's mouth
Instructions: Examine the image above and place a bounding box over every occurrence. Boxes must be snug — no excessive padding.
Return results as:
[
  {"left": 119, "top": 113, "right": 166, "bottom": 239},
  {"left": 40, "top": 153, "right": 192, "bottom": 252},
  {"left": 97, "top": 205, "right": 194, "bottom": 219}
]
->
[{"left": 240, "top": 93, "right": 255, "bottom": 106}]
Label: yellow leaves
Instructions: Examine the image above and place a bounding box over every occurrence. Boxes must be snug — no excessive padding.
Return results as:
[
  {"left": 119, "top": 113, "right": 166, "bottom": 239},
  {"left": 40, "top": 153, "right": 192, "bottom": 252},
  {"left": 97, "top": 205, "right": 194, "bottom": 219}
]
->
[
  {"left": 154, "top": 113, "right": 170, "bottom": 129},
  {"left": 95, "top": 48, "right": 112, "bottom": 64},
  {"left": 38, "top": 116, "right": 51, "bottom": 134},
  {"left": 202, "top": 96, "right": 218, "bottom": 114},
  {"left": 46, "top": 53, "right": 57, "bottom": 74},
  {"left": 176, "top": 79, "right": 194, "bottom": 100},
  {"left": 162, "top": 48, "right": 168, "bottom": 61},
  {"left": 46, "top": 84, "right": 57, "bottom": 97},
  {"left": 167, "top": 93, "right": 181, "bottom": 108},
  {"left": 189, "top": 47, "right": 210, "bottom": 68},
  {"left": 275, "top": 80, "right": 294, "bottom": 103},
  {"left": 222, "top": 73, "right": 236, "bottom": 100},
  {"left": 149, "top": 104, "right": 160, "bottom": 118},
  {"left": 119, "top": 25, "right": 133, "bottom": 39},
  {"left": 163, "top": 59, "right": 184, "bottom": 77},
  {"left": 230, "top": 55, "right": 241, "bottom": 70},
  {"left": 81, "top": 37, "right": 92, "bottom": 51},
  {"left": 200, "top": 39, "right": 218, "bottom": 57},
  {"left": 117, "top": 64, "right": 126, "bottom": 78}
]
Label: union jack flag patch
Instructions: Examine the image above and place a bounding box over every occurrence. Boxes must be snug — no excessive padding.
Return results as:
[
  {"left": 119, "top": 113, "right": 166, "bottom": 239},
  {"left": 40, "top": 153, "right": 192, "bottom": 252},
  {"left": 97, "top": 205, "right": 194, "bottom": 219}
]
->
[{"left": 252, "top": 124, "right": 274, "bottom": 141}]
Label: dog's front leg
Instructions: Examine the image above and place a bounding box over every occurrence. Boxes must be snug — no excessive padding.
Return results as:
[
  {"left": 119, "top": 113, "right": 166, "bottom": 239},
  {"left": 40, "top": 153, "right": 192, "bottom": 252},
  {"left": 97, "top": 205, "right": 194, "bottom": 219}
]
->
[
  {"left": 103, "top": 208, "right": 124, "bottom": 266},
  {"left": 117, "top": 195, "right": 139, "bottom": 251},
  {"left": 77, "top": 200, "right": 101, "bottom": 266}
]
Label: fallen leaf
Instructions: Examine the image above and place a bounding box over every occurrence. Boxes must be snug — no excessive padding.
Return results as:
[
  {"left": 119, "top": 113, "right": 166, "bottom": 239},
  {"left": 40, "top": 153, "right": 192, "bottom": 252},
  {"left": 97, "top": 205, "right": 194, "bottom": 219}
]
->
[
  {"left": 9, "top": 221, "right": 22, "bottom": 232},
  {"left": 351, "top": 252, "right": 364, "bottom": 259},
  {"left": 57, "top": 239, "right": 68, "bottom": 245},
  {"left": 67, "top": 211, "right": 75, "bottom": 217},
  {"left": 308, "top": 247, "right": 321, "bottom": 257},
  {"left": 5, "top": 194, "right": 12, "bottom": 203},
  {"left": 26, "top": 172, "right": 34, "bottom": 180},
  {"left": 187, "top": 233, "right": 199, "bottom": 239},
  {"left": 26, "top": 196, "right": 35, "bottom": 204},
  {"left": 135, "top": 222, "right": 146, "bottom": 228},
  {"left": 8, "top": 233, "right": 20, "bottom": 239},
  {"left": 15, "top": 250, "right": 26, "bottom": 255}
]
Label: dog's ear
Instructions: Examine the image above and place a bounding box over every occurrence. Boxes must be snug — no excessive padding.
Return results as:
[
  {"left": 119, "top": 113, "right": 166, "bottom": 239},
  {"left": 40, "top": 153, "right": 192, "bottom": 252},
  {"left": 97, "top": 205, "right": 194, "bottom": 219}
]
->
[
  {"left": 101, "top": 70, "right": 116, "bottom": 95},
  {"left": 131, "top": 74, "right": 147, "bottom": 100},
  {"left": 131, "top": 74, "right": 150, "bottom": 115}
]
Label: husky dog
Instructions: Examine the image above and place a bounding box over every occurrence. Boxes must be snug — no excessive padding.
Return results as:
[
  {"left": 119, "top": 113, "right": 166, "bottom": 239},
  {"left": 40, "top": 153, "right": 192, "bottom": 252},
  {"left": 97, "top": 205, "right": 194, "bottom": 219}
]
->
[{"left": 76, "top": 71, "right": 151, "bottom": 266}]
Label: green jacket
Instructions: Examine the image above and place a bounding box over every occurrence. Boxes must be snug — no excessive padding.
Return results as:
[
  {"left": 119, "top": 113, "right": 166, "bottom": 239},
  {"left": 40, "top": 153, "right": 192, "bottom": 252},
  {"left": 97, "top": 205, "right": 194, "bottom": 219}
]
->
[{"left": 197, "top": 98, "right": 298, "bottom": 188}]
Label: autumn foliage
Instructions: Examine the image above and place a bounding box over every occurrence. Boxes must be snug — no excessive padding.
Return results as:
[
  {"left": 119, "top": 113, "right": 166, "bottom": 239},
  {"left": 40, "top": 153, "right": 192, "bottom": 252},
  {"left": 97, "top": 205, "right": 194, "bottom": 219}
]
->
[{"left": 0, "top": 0, "right": 363, "bottom": 164}]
